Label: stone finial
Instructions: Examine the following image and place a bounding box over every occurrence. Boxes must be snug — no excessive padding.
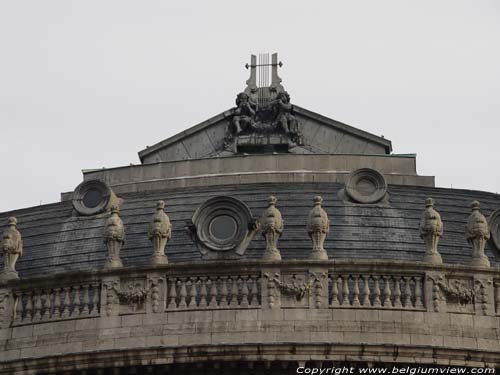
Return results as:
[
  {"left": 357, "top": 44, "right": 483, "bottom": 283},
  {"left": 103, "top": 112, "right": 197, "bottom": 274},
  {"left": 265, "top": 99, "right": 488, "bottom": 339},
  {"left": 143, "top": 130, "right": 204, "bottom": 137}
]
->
[
  {"left": 148, "top": 200, "right": 171, "bottom": 265},
  {"left": 306, "top": 196, "right": 329, "bottom": 260},
  {"left": 103, "top": 206, "right": 125, "bottom": 269},
  {"left": 466, "top": 201, "right": 490, "bottom": 267},
  {"left": 260, "top": 195, "right": 283, "bottom": 261},
  {"left": 419, "top": 198, "right": 443, "bottom": 265},
  {"left": 0, "top": 217, "right": 23, "bottom": 280}
]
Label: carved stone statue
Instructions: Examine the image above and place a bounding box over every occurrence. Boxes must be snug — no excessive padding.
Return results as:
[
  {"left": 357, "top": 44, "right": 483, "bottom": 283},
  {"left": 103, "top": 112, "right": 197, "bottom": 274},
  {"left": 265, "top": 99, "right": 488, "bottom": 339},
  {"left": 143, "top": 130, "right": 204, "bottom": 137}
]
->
[
  {"left": 104, "top": 206, "right": 125, "bottom": 269},
  {"left": 419, "top": 198, "right": 443, "bottom": 265},
  {"left": 260, "top": 196, "right": 284, "bottom": 261},
  {"left": 0, "top": 217, "right": 23, "bottom": 280},
  {"left": 306, "top": 196, "right": 329, "bottom": 260},
  {"left": 148, "top": 200, "right": 171, "bottom": 265},
  {"left": 272, "top": 91, "right": 298, "bottom": 135},
  {"left": 232, "top": 92, "right": 256, "bottom": 135},
  {"left": 467, "top": 201, "right": 490, "bottom": 267}
]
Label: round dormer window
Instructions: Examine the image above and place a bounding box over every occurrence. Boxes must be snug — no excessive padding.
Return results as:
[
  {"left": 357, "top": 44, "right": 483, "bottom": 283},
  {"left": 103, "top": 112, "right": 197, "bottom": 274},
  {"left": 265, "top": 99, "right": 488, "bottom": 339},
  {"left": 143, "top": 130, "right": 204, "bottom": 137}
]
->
[
  {"left": 192, "top": 196, "right": 253, "bottom": 252},
  {"left": 72, "top": 180, "right": 118, "bottom": 216},
  {"left": 345, "top": 168, "right": 387, "bottom": 204}
]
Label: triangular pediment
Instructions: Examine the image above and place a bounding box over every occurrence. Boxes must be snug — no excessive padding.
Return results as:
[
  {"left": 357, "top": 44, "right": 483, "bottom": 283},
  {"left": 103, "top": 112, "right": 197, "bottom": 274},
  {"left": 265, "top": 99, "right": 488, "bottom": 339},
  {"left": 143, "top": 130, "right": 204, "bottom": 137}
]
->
[{"left": 138, "top": 105, "right": 392, "bottom": 164}]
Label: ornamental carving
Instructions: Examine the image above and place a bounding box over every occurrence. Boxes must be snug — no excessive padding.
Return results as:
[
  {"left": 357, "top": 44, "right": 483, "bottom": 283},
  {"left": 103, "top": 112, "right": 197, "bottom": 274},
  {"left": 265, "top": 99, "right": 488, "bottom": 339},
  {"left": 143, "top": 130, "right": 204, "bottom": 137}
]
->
[
  {"left": 103, "top": 206, "right": 125, "bottom": 269},
  {"left": 264, "top": 272, "right": 326, "bottom": 307},
  {"left": 419, "top": 198, "right": 443, "bottom": 265},
  {"left": 428, "top": 275, "right": 474, "bottom": 312},
  {"left": 260, "top": 196, "right": 284, "bottom": 261},
  {"left": 1, "top": 217, "right": 23, "bottom": 280},
  {"left": 224, "top": 53, "right": 303, "bottom": 153},
  {"left": 148, "top": 200, "right": 171, "bottom": 265},
  {"left": 306, "top": 196, "right": 329, "bottom": 260},
  {"left": 467, "top": 201, "right": 490, "bottom": 268}
]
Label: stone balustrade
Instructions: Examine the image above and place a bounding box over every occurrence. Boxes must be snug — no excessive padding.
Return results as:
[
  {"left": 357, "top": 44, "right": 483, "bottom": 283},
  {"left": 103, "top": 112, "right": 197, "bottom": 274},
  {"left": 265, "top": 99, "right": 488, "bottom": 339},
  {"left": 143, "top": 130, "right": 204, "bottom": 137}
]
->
[{"left": 2, "top": 260, "right": 500, "bottom": 372}]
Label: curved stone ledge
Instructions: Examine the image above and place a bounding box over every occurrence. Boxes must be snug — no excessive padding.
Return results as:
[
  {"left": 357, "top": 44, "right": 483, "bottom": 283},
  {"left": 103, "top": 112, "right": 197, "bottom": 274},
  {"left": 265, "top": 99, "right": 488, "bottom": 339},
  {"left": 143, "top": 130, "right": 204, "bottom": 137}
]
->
[
  {"left": 68, "top": 154, "right": 433, "bottom": 198},
  {"left": 1, "top": 260, "right": 500, "bottom": 373},
  {"left": 1, "top": 343, "right": 499, "bottom": 374}
]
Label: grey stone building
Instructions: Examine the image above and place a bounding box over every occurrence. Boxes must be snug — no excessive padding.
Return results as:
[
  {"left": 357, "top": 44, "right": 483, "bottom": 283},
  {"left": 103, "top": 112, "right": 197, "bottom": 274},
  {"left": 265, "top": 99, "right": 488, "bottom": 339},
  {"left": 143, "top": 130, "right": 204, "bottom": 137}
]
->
[{"left": 1, "top": 54, "right": 500, "bottom": 374}]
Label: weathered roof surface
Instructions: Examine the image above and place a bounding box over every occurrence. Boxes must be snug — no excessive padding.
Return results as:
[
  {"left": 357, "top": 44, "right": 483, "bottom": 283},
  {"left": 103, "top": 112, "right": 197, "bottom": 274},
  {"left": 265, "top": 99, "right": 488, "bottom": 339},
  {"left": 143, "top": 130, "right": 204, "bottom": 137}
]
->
[
  {"left": 1, "top": 183, "right": 499, "bottom": 278},
  {"left": 138, "top": 105, "right": 393, "bottom": 164}
]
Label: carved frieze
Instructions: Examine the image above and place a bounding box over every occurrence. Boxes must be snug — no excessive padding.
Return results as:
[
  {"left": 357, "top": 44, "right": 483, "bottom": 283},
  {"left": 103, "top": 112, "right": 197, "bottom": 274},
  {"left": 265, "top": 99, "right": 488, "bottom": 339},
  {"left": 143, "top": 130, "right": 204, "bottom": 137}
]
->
[{"left": 428, "top": 275, "right": 475, "bottom": 313}]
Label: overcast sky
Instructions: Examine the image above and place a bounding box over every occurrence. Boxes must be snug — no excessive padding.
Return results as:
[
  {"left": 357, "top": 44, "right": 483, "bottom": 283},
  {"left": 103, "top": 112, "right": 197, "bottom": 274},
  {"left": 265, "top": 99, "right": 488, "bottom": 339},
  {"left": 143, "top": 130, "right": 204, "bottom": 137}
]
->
[{"left": 0, "top": 1, "right": 499, "bottom": 212}]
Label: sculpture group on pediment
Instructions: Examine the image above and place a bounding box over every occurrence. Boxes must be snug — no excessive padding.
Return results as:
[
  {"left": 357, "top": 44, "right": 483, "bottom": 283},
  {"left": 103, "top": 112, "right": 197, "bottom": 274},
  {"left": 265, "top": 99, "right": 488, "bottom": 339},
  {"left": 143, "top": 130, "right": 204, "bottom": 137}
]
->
[{"left": 230, "top": 90, "right": 300, "bottom": 140}]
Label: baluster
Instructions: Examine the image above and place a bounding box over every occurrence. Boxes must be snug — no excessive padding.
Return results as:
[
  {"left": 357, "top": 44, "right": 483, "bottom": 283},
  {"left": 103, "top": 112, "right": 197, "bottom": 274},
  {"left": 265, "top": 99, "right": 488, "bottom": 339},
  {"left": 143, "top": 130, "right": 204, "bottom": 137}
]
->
[
  {"left": 44, "top": 289, "right": 52, "bottom": 320},
  {"left": 415, "top": 277, "right": 423, "bottom": 309},
  {"left": 240, "top": 277, "right": 249, "bottom": 307},
  {"left": 330, "top": 276, "right": 339, "bottom": 307},
  {"left": 393, "top": 277, "right": 402, "bottom": 308},
  {"left": 383, "top": 276, "right": 392, "bottom": 307},
  {"left": 404, "top": 277, "right": 412, "bottom": 308},
  {"left": 25, "top": 291, "right": 33, "bottom": 321},
  {"left": 352, "top": 275, "right": 360, "bottom": 307},
  {"left": 53, "top": 288, "right": 62, "bottom": 318},
  {"left": 341, "top": 275, "right": 350, "bottom": 306},
  {"left": 188, "top": 278, "right": 198, "bottom": 308},
  {"left": 373, "top": 276, "right": 381, "bottom": 307},
  {"left": 33, "top": 289, "right": 42, "bottom": 321},
  {"left": 178, "top": 279, "right": 187, "bottom": 309},
  {"left": 15, "top": 292, "right": 23, "bottom": 323},
  {"left": 61, "top": 287, "right": 71, "bottom": 318},
  {"left": 91, "top": 283, "right": 100, "bottom": 315},
  {"left": 198, "top": 277, "right": 208, "bottom": 308},
  {"left": 362, "top": 275, "right": 371, "bottom": 306},
  {"left": 73, "top": 285, "right": 81, "bottom": 316},
  {"left": 229, "top": 277, "right": 239, "bottom": 307},
  {"left": 167, "top": 278, "right": 177, "bottom": 309},
  {"left": 219, "top": 277, "right": 228, "bottom": 307},
  {"left": 81, "top": 285, "right": 90, "bottom": 316},
  {"left": 207, "top": 277, "right": 217, "bottom": 308},
  {"left": 249, "top": 275, "right": 259, "bottom": 307}
]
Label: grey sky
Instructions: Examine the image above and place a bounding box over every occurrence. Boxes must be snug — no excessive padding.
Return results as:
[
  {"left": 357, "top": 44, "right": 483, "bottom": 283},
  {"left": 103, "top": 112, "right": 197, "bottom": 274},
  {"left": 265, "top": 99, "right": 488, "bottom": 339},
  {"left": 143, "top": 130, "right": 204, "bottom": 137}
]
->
[{"left": 1, "top": 1, "right": 499, "bottom": 212}]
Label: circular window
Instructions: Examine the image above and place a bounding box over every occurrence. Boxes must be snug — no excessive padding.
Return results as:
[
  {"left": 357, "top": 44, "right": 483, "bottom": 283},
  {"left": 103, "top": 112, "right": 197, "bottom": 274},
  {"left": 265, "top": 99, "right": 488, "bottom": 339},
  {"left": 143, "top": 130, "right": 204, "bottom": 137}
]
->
[
  {"left": 72, "top": 180, "right": 118, "bottom": 216},
  {"left": 192, "top": 196, "right": 253, "bottom": 252},
  {"left": 83, "top": 188, "right": 104, "bottom": 208},
  {"left": 345, "top": 168, "right": 387, "bottom": 204},
  {"left": 210, "top": 215, "right": 237, "bottom": 240}
]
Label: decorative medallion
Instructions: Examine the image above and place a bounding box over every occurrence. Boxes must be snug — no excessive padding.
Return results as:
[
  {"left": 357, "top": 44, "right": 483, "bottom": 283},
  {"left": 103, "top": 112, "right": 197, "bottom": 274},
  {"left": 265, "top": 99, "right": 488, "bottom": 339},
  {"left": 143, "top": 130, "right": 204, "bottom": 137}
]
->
[
  {"left": 489, "top": 208, "right": 500, "bottom": 252},
  {"left": 345, "top": 168, "right": 387, "bottom": 204},
  {"left": 188, "top": 196, "right": 259, "bottom": 258},
  {"left": 72, "top": 180, "right": 119, "bottom": 216}
]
